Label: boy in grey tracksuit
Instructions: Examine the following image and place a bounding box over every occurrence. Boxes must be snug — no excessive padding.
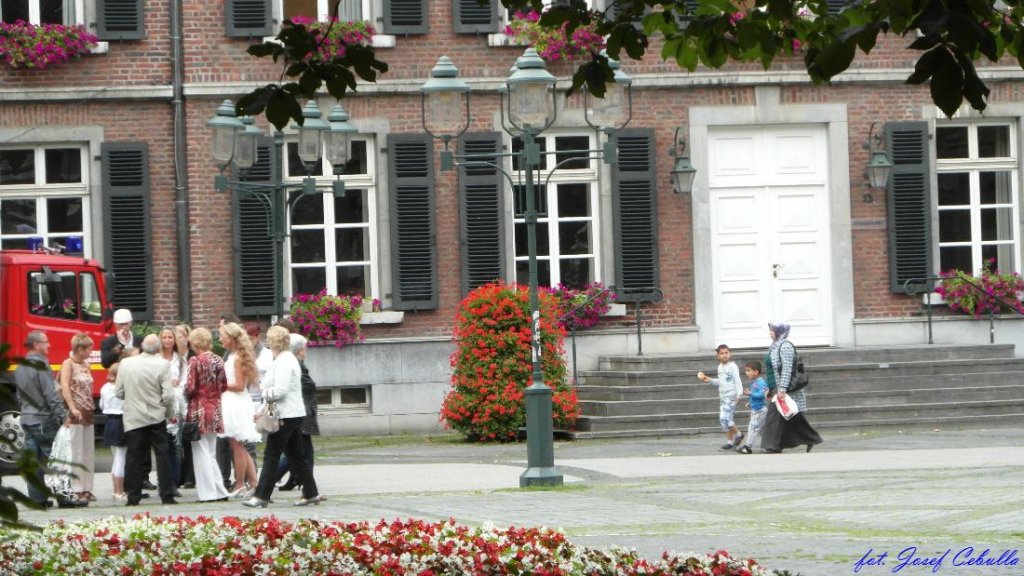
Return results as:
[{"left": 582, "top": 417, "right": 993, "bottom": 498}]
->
[{"left": 698, "top": 344, "right": 744, "bottom": 450}]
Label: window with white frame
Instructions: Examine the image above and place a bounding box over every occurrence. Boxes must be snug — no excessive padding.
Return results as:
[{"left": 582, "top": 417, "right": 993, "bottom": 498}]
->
[
  {"left": 314, "top": 385, "right": 370, "bottom": 409},
  {"left": 0, "top": 145, "right": 90, "bottom": 253},
  {"left": 280, "top": 0, "right": 371, "bottom": 23},
  {"left": 510, "top": 132, "right": 600, "bottom": 289},
  {"left": 0, "top": 0, "right": 84, "bottom": 24},
  {"left": 935, "top": 122, "right": 1021, "bottom": 275},
  {"left": 285, "top": 137, "right": 379, "bottom": 300}
]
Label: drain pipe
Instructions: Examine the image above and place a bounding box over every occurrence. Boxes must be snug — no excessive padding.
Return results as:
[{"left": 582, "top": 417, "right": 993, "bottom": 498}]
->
[{"left": 170, "top": 0, "right": 192, "bottom": 321}]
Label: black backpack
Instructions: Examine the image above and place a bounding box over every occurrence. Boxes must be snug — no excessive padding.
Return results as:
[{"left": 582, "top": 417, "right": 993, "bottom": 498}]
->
[{"left": 785, "top": 342, "right": 809, "bottom": 393}]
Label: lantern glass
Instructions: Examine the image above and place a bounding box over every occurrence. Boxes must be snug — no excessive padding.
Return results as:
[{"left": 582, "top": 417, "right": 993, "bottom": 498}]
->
[
  {"left": 587, "top": 83, "right": 626, "bottom": 129},
  {"left": 325, "top": 131, "right": 350, "bottom": 169},
  {"left": 509, "top": 82, "right": 552, "bottom": 128},
  {"left": 298, "top": 127, "right": 322, "bottom": 166},
  {"left": 425, "top": 91, "right": 466, "bottom": 137},
  {"left": 671, "top": 157, "right": 696, "bottom": 194},
  {"left": 868, "top": 164, "right": 890, "bottom": 188},
  {"left": 234, "top": 132, "right": 257, "bottom": 170},
  {"left": 211, "top": 125, "right": 238, "bottom": 164}
]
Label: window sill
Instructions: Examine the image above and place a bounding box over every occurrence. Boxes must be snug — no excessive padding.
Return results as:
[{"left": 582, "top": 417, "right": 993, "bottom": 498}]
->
[
  {"left": 602, "top": 303, "right": 627, "bottom": 317},
  {"left": 487, "top": 32, "right": 526, "bottom": 48},
  {"left": 88, "top": 41, "right": 109, "bottom": 55},
  {"left": 360, "top": 311, "right": 404, "bottom": 325},
  {"left": 371, "top": 35, "right": 396, "bottom": 48}
]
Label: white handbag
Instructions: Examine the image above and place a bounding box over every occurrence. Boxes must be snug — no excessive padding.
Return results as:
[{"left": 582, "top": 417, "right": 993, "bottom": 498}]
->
[
  {"left": 254, "top": 401, "right": 280, "bottom": 434},
  {"left": 45, "top": 425, "right": 74, "bottom": 498},
  {"left": 772, "top": 393, "right": 800, "bottom": 421}
]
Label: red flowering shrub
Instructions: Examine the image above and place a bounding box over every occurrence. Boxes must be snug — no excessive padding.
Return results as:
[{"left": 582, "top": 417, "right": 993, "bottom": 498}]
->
[{"left": 441, "top": 282, "right": 579, "bottom": 441}]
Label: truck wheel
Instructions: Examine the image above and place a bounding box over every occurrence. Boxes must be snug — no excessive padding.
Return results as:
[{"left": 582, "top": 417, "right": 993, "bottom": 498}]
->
[{"left": 0, "top": 412, "right": 25, "bottom": 464}]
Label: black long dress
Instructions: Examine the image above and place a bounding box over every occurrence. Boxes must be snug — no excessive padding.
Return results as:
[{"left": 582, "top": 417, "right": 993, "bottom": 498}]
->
[{"left": 759, "top": 354, "right": 822, "bottom": 452}]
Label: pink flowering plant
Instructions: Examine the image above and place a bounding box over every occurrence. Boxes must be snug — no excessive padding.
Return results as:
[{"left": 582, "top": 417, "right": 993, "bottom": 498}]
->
[
  {"left": 0, "top": 514, "right": 779, "bottom": 575},
  {"left": 284, "top": 17, "right": 374, "bottom": 64},
  {"left": 504, "top": 10, "right": 605, "bottom": 62},
  {"left": 935, "top": 258, "right": 1024, "bottom": 317},
  {"left": 289, "top": 289, "right": 363, "bottom": 348},
  {"left": 548, "top": 281, "right": 616, "bottom": 330},
  {"left": 0, "top": 21, "right": 98, "bottom": 70}
]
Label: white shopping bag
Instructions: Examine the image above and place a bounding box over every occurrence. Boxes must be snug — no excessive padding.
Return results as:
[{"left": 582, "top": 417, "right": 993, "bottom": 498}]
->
[
  {"left": 772, "top": 393, "right": 800, "bottom": 421},
  {"left": 45, "top": 425, "right": 75, "bottom": 498}
]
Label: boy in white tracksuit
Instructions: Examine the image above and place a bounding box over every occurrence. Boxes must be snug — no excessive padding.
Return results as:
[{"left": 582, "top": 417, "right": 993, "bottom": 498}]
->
[{"left": 698, "top": 344, "right": 744, "bottom": 450}]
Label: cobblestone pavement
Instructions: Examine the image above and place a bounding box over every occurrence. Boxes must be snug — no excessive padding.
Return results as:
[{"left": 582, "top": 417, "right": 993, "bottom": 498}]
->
[{"left": 9, "top": 426, "right": 1024, "bottom": 576}]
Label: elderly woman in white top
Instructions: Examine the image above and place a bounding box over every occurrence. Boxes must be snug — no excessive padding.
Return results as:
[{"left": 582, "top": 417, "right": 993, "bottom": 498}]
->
[{"left": 243, "top": 326, "right": 322, "bottom": 508}]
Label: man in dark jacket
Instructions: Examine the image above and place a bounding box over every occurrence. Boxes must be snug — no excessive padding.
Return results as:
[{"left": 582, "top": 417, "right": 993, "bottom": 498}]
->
[{"left": 14, "top": 330, "right": 85, "bottom": 509}]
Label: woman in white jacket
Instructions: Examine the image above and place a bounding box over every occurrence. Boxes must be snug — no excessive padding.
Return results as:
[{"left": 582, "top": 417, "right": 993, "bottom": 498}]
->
[{"left": 243, "top": 326, "right": 322, "bottom": 507}]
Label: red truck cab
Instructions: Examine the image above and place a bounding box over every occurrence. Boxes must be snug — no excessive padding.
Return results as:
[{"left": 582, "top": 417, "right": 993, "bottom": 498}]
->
[{"left": 1, "top": 249, "right": 114, "bottom": 400}]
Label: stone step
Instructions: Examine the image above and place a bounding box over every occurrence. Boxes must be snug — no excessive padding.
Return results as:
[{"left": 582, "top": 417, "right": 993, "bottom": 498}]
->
[
  {"left": 567, "top": 412, "right": 1024, "bottom": 439},
  {"left": 578, "top": 385, "right": 1024, "bottom": 416},
  {"left": 598, "top": 344, "right": 1017, "bottom": 372},
  {"left": 574, "top": 399, "right": 1024, "bottom": 433},
  {"left": 579, "top": 358, "right": 1024, "bottom": 387},
  {"left": 577, "top": 372, "right": 1024, "bottom": 401}
]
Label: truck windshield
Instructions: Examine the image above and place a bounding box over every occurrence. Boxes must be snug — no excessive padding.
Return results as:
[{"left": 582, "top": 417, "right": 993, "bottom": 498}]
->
[{"left": 28, "top": 271, "right": 102, "bottom": 323}]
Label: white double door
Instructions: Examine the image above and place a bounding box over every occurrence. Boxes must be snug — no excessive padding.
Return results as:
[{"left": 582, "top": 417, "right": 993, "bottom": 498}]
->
[{"left": 707, "top": 125, "right": 833, "bottom": 348}]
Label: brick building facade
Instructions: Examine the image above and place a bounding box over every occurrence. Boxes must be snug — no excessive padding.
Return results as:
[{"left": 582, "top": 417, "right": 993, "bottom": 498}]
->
[{"left": 3, "top": 0, "right": 1022, "bottom": 433}]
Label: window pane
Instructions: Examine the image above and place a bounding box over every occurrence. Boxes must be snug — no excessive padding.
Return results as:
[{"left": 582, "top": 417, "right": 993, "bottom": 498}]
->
[
  {"left": 339, "top": 387, "right": 368, "bottom": 405},
  {"left": 315, "top": 388, "right": 333, "bottom": 405},
  {"left": 937, "top": 173, "right": 969, "bottom": 206},
  {"left": 936, "top": 127, "right": 968, "bottom": 159},
  {"left": 0, "top": 0, "right": 28, "bottom": 23},
  {"left": 982, "top": 244, "right": 1015, "bottom": 272},
  {"left": 339, "top": 141, "right": 368, "bottom": 176},
  {"left": 28, "top": 271, "right": 76, "bottom": 319},
  {"left": 1, "top": 237, "right": 29, "bottom": 249},
  {"left": 39, "top": 0, "right": 63, "bottom": 23},
  {"left": 938, "top": 209, "right": 971, "bottom": 242},
  {"left": 334, "top": 228, "right": 366, "bottom": 262},
  {"left": 514, "top": 222, "right": 549, "bottom": 257},
  {"left": 290, "top": 192, "right": 324, "bottom": 225},
  {"left": 512, "top": 136, "right": 547, "bottom": 171},
  {"left": 939, "top": 246, "right": 972, "bottom": 273},
  {"left": 292, "top": 267, "right": 326, "bottom": 294},
  {"left": 980, "top": 208, "right": 1014, "bottom": 241},
  {"left": 512, "top": 184, "right": 543, "bottom": 217},
  {"left": 47, "top": 197, "right": 83, "bottom": 233},
  {"left": 1, "top": 199, "right": 37, "bottom": 234},
  {"left": 554, "top": 136, "right": 589, "bottom": 169},
  {"left": 287, "top": 142, "right": 324, "bottom": 177},
  {"left": 283, "top": 0, "right": 318, "bottom": 21},
  {"left": 44, "top": 149, "right": 81, "bottom": 183},
  {"left": 515, "top": 259, "right": 551, "bottom": 287},
  {"left": 80, "top": 273, "right": 103, "bottom": 323},
  {"left": 559, "top": 221, "right": 591, "bottom": 255},
  {"left": 0, "top": 149, "right": 35, "bottom": 185},
  {"left": 979, "top": 171, "right": 1013, "bottom": 205},
  {"left": 290, "top": 229, "right": 325, "bottom": 263},
  {"left": 978, "top": 125, "right": 1010, "bottom": 158},
  {"left": 334, "top": 189, "right": 365, "bottom": 223},
  {"left": 559, "top": 258, "right": 593, "bottom": 289},
  {"left": 557, "top": 183, "right": 589, "bottom": 217},
  {"left": 336, "top": 265, "right": 368, "bottom": 296}
]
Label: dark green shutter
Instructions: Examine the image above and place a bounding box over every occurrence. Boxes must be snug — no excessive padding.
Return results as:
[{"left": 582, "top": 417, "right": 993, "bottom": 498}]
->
[
  {"left": 388, "top": 134, "right": 437, "bottom": 310},
  {"left": 605, "top": 1, "right": 650, "bottom": 31},
  {"left": 454, "top": 0, "right": 499, "bottom": 33},
  {"left": 886, "top": 121, "right": 932, "bottom": 292},
  {"left": 96, "top": 0, "right": 145, "bottom": 40},
  {"left": 383, "top": 0, "right": 428, "bottom": 34},
  {"left": 225, "top": 0, "right": 271, "bottom": 38},
  {"left": 825, "top": 0, "right": 849, "bottom": 14},
  {"left": 459, "top": 133, "right": 504, "bottom": 294},
  {"left": 233, "top": 137, "right": 277, "bottom": 315},
  {"left": 612, "top": 128, "right": 659, "bottom": 301},
  {"left": 101, "top": 142, "right": 152, "bottom": 320}
]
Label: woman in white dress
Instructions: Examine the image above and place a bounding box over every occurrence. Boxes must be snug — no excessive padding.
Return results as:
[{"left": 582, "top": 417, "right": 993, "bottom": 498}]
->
[{"left": 218, "top": 322, "right": 261, "bottom": 498}]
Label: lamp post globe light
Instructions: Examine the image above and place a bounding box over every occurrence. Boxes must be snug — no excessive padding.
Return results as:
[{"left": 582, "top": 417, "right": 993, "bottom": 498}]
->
[
  {"left": 208, "top": 98, "right": 349, "bottom": 320},
  {"left": 420, "top": 48, "right": 632, "bottom": 487}
]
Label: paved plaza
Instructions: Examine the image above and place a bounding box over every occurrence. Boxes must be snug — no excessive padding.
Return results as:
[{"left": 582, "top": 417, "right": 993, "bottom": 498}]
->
[{"left": 8, "top": 426, "right": 1024, "bottom": 575}]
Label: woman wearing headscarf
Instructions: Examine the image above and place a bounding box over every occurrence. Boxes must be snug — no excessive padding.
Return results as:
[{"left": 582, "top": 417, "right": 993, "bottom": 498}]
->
[{"left": 759, "top": 321, "right": 823, "bottom": 453}]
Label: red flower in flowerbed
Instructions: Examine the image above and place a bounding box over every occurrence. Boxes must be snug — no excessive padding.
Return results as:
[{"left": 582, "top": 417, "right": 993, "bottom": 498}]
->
[{"left": 441, "top": 282, "right": 579, "bottom": 441}]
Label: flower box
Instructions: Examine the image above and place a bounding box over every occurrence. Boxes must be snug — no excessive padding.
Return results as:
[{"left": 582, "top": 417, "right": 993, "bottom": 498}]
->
[
  {"left": 0, "top": 21, "right": 99, "bottom": 70},
  {"left": 359, "top": 310, "right": 404, "bottom": 325}
]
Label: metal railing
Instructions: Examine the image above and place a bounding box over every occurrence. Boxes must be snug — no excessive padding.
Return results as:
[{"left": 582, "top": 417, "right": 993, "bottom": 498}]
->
[
  {"left": 558, "top": 285, "right": 617, "bottom": 384},
  {"left": 903, "top": 276, "right": 1024, "bottom": 344},
  {"left": 616, "top": 287, "right": 663, "bottom": 357}
]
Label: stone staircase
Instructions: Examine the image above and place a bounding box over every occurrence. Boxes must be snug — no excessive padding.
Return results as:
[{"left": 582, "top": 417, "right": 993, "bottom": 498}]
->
[{"left": 570, "top": 344, "right": 1024, "bottom": 439}]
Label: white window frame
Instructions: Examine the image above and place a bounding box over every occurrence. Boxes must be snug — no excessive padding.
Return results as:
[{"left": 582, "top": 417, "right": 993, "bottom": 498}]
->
[
  {"left": 273, "top": 0, "right": 396, "bottom": 46},
  {"left": 509, "top": 131, "right": 602, "bottom": 288},
  {"left": 0, "top": 144, "right": 91, "bottom": 255},
  {"left": 315, "top": 385, "right": 371, "bottom": 411},
  {"left": 282, "top": 135, "right": 380, "bottom": 301},
  {"left": 0, "top": 0, "right": 85, "bottom": 25},
  {"left": 490, "top": 0, "right": 597, "bottom": 47},
  {"left": 934, "top": 121, "right": 1021, "bottom": 275}
]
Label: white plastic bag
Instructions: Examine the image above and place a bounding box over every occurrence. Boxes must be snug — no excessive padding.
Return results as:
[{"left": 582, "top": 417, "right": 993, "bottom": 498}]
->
[
  {"left": 772, "top": 393, "right": 800, "bottom": 421},
  {"left": 45, "top": 425, "right": 74, "bottom": 498}
]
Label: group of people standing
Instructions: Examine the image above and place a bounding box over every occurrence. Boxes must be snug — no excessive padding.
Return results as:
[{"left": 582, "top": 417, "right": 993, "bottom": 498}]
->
[
  {"left": 13, "top": 308, "right": 323, "bottom": 509},
  {"left": 701, "top": 321, "right": 823, "bottom": 454}
]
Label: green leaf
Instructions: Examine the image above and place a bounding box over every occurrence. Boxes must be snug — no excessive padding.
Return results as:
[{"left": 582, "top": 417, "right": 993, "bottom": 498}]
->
[
  {"left": 247, "top": 42, "right": 279, "bottom": 58},
  {"left": 956, "top": 50, "right": 990, "bottom": 112},
  {"left": 807, "top": 38, "right": 856, "bottom": 81},
  {"left": 325, "top": 70, "right": 356, "bottom": 100},
  {"left": 286, "top": 62, "right": 309, "bottom": 77},
  {"left": 909, "top": 34, "right": 941, "bottom": 51},
  {"left": 929, "top": 47, "right": 965, "bottom": 117},
  {"left": 298, "top": 69, "right": 322, "bottom": 98},
  {"left": 906, "top": 46, "right": 940, "bottom": 84},
  {"left": 266, "top": 90, "right": 302, "bottom": 131},
  {"left": 236, "top": 86, "right": 275, "bottom": 117}
]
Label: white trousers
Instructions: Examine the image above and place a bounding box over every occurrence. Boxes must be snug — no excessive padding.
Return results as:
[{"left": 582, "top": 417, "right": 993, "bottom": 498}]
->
[
  {"left": 110, "top": 446, "right": 127, "bottom": 477},
  {"left": 191, "top": 433, "right": 229, "bottom": 501},
  {"left": 68, "top": 424, "right": 94, "bottom": 492}
]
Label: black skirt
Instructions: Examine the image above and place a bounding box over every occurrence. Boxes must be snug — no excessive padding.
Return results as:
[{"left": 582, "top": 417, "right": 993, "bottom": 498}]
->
[
  {"left": 101, "top": 414, "right": 127, "bottom": 447},
  {"left": 760, "top": 405, "right": 822, "bottom": 452}
]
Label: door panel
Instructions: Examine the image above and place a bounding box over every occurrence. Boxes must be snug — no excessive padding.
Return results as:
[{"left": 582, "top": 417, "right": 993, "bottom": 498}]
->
[{"left": 709, "top": 125, "right": 832, "bottom": 347}]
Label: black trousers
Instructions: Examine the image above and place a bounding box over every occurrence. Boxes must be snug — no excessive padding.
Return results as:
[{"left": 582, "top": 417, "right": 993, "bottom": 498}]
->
[
  {"left": 124, "top": 422, "right": 174, "bottom": 503},
  {"left": 254, "top": 417, "right": 317, "bottom": 501}
]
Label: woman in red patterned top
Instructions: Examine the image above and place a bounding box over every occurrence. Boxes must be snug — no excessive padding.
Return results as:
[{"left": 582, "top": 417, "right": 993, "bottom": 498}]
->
[{"left": 185, "top": 327, "right": 230, "bottom": 502}]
